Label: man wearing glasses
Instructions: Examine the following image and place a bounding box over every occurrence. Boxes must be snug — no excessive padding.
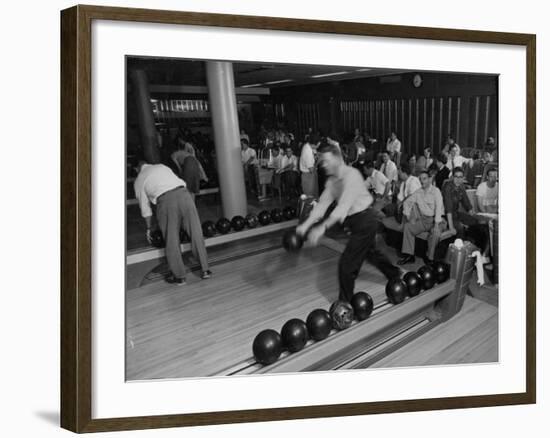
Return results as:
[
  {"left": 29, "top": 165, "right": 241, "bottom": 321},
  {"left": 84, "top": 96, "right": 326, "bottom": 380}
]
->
[{"left": 442, "top": 167, "right": 476, "bottom": 238}]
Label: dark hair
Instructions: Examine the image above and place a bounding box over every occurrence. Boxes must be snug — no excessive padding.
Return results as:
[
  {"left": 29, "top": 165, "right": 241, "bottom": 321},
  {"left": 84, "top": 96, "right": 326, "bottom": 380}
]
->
[
  {"left": 240, "top": 138, "right": 249, "bottom": 146},
  {"left": 400, "top": 162, "right": 412, "bottom": 175},
  {"left": 418, "top": 169, "right": 430, "bottom": 177},
  {"left": 453, "top": 166, "right": 464, "bottom": 175},
  {"left": 436, "top": 152, "right": 448, "bottom": 164},
  {"left": 487, "top": 167, "right": 498, "bottom": 175},
  {"left": 364, "top": 161, "right": 375, "bottom": 170},
  {"left": 317, "top": 142, "right": 341, "bottom": 157},
  {"left": 272, "top": 146, "right": 280, "bottom": 152}
]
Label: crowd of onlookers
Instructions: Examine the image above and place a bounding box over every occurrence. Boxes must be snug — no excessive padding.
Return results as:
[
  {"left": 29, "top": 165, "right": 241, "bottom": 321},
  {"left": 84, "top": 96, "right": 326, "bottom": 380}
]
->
[{"left": 238, "top": 125, "right": 498, "bottom": 270}]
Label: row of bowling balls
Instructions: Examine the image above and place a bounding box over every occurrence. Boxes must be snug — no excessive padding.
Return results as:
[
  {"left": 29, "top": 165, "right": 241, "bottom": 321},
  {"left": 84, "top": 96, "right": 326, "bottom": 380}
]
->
[
  {"left": 385, "top": 261, "right": 451, "bottom": 305},
  {"left": 252, "top": 292, "right": 374, "bottom": 366},
  {"left": 149, "top": 228, "right": 192, "bottom": 248},
  {"left": 149, "top": 206, "right": 298, "bottom": 248},
  {"left": 202, "top": 206, "right": 298, "bottom": 238}
]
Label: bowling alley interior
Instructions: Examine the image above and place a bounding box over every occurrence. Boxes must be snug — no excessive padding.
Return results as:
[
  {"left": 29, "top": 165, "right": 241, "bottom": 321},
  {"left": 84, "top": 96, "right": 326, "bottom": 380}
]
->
[{"left": 126, "top": 56, "right": 499, "bottom": 380}]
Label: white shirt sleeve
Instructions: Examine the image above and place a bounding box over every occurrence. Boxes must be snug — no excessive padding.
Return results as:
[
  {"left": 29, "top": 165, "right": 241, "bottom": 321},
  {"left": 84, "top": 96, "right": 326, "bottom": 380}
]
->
[
  {"left": 408, "top": 177, "right": 421, "bottom": 196},
  {"left": 134, "top": 175, "right": 153, "bottom": 218}
]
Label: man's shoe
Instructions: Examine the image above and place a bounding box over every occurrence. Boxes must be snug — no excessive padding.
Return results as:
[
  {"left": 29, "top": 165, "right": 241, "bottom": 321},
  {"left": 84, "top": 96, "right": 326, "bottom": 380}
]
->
[
  {"left": 422, "top": 256, "right": 435, "bottom": 266},
  {"left": 201, "top": 270, "right": 212, "bottom": 280},
  {"left": 166, "top": 275, "right": 186, "bottom": 286},
  {"left": 397, "top": 254, "right": 415, "bottom": 265}
]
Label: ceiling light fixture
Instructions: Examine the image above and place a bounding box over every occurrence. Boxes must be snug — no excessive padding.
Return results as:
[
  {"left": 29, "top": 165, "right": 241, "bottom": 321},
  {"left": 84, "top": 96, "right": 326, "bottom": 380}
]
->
[
  {"left": 311, "top": 71, "right": 349, "bottom": 78},
  {"left": 264, "top": 79, "right": 294, "bottom": 85}
]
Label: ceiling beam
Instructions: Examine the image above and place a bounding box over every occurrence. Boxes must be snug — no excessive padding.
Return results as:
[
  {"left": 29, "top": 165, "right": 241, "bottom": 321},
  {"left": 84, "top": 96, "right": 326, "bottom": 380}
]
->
[{"left": 148, "top": 84, "right": 270, "bottom": 95}]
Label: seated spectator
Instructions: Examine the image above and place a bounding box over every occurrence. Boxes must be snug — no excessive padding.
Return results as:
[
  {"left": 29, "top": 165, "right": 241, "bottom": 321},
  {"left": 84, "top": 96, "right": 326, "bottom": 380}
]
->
[
  {"left": 442, "top": 167, "right": 477, "bottom": 238},
  {"left": 350, "top": 139, "right": 368, "bottom": 170},
  {"left": 278, "top": 146, "right": 300, "bottom": 199},
  {"left": 446, "top": 144, "right": 474, "bottom": 173},
  {"left": 484, "top": 136, "right": 496, "bottom": 149},
  {"left": 433, "top": 152, "right": 450, "bottom": 189},
  {"left": 407, "top": 154, "right": 418, "bottom": 176},
  {"left": 397, "top": 163, "right": 421, "bottom": 203},
  {"left": 468, "top": 150, "right": 493, "bottom": 187},
  {"left": 441, "top": 134, "right": 459, "bottom": 155},
  {"left": 384, "top": 163, "right": 421, "bottom": 220},
  {"left": 241, "top": 138, "right": 260, "bottom": 199},
  {"left": 379, "top": 151, "right": 399, "bottom": 193},
  {"left": 416, "top": 147, "right": 433, "bottom": 174},
  {"left": 476, "top": 168, "right": 498, "bottom": 214},
  {"left": 364, "top": 161, "right": 391, "bottom": 211},
  {"left": 398, "top": 170, "right": 445, "bottom": 265}
]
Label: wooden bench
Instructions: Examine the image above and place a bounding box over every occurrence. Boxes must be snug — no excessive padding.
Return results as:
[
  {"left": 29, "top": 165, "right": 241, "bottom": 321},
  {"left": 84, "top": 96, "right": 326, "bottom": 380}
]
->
[{"left": 381, "top": 216, "right": 456, "bottom": 260}]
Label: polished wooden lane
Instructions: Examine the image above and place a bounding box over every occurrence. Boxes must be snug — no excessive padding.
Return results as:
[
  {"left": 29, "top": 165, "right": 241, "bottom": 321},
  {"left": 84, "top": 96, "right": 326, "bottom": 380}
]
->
[
  {"left": 126, "top": 244, "right": 389, "bottom": 380},
  {"left": 126, "top": 235, "right": 498, "bottom": 380},
  {"left": 371, "top": 295, "right": 498, "bottom": 368}
]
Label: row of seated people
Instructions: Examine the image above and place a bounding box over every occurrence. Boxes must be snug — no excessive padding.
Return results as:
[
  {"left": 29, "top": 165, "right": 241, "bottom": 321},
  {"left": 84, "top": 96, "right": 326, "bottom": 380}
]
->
[{"left": 365, "top": 159, "right": 498, "bottom": 266}]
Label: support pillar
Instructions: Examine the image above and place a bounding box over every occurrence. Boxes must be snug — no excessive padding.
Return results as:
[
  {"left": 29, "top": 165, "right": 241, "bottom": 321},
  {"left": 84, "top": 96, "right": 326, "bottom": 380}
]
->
[
  {"left": 206, "top": 61, "right": 247, "bottom": 218},
  {"left": 129, "top": 69, "right": 161, "bottom": 164}
]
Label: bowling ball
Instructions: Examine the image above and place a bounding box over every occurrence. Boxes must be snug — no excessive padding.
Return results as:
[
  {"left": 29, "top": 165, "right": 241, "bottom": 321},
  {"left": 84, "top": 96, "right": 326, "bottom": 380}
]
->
[
  {"left": 202, "top": 220, "right": 216, "bottom": 238},
  {"left": 179, "top": 228, "right": 189, "bottom": 243},
  {"left": 270, "top": 208, "right": 283, "bottom": 223},
  {"left": 403, "top": 271, "right": 422, "bottom": 297},
  {"left": 433, "top": 261, "right": 450, "bottom": 283},
  {"left": 329, "top": 300, "right": 354, "bottom": 330},
  {"left": 282, "top": 230, "right": 304, "bottom": 253},
  {"left": 283, "top": 206, "right": 297, "bottom": 220},
  {"left": 230, "top": 215, "right": 246, "bottom": 232},
  {"left": 252, "top": 329, "right": 283, "bottom": 366},
  {"left": 150, "top": 229, "right": 165, "bottom": 248},
  {"left": 245, "top": 213, "right": 259, "bottom": 228},
  {"left": 418, "top": 265, "right": 436, "bottom": 289},
  {"left": 258, "top": 210, "right": 271, "bottom": 226},
  {"left": 306, "top": 309, "right": 332, "bottom": 341},
  {"left": 350, "top": 292, "right": 374, "bottom": 321},
  {"left": 385, "top": 277, "right": 408, "bottom": 304},
  {"left": 216, "top": 218, "right": 231, "bottom": 234},
  {"left": 281, "top": 318, "right": 309, "bottom": 353}
]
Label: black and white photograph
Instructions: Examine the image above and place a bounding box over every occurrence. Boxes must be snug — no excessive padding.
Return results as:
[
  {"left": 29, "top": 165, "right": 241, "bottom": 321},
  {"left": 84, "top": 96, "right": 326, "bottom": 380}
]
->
[{"left": 125, "top": 57, "right": 499, "bottom": 380}]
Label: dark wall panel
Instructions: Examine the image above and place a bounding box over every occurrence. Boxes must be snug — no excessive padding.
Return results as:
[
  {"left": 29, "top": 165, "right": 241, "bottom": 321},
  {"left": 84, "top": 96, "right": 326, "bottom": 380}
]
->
[{"left": 270, "top": 72, "right": 498, "bottom": 154}]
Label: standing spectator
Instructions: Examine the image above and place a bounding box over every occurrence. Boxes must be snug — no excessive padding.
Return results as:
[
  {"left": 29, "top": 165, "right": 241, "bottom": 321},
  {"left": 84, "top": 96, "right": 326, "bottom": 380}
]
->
[
  {"left": 267, "top": 146, "right": 283, "bottom": 196},
  {"left": 278, "top": 146, "right": 300, "bottom": 199},
  {"left": 386, "top": 131, "right": 402, "bottom": 162},
  {"left": 300, "top": 135, "right": 319, "bottom": 197},
  {"left": 442, "top": 167, "right": 476, "bottom": 238},
  {"left": 241, "top": 138, "right": 260, "bottom": 199},
  {"left": 240, "top": 128, "right": 250, "bottom": 144}
]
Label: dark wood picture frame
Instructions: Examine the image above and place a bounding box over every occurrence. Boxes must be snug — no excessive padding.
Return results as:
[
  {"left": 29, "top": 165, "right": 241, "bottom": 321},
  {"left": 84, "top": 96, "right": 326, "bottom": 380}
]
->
[{"left": 60, "top": 4, "right": 536, "bottom": 433}]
